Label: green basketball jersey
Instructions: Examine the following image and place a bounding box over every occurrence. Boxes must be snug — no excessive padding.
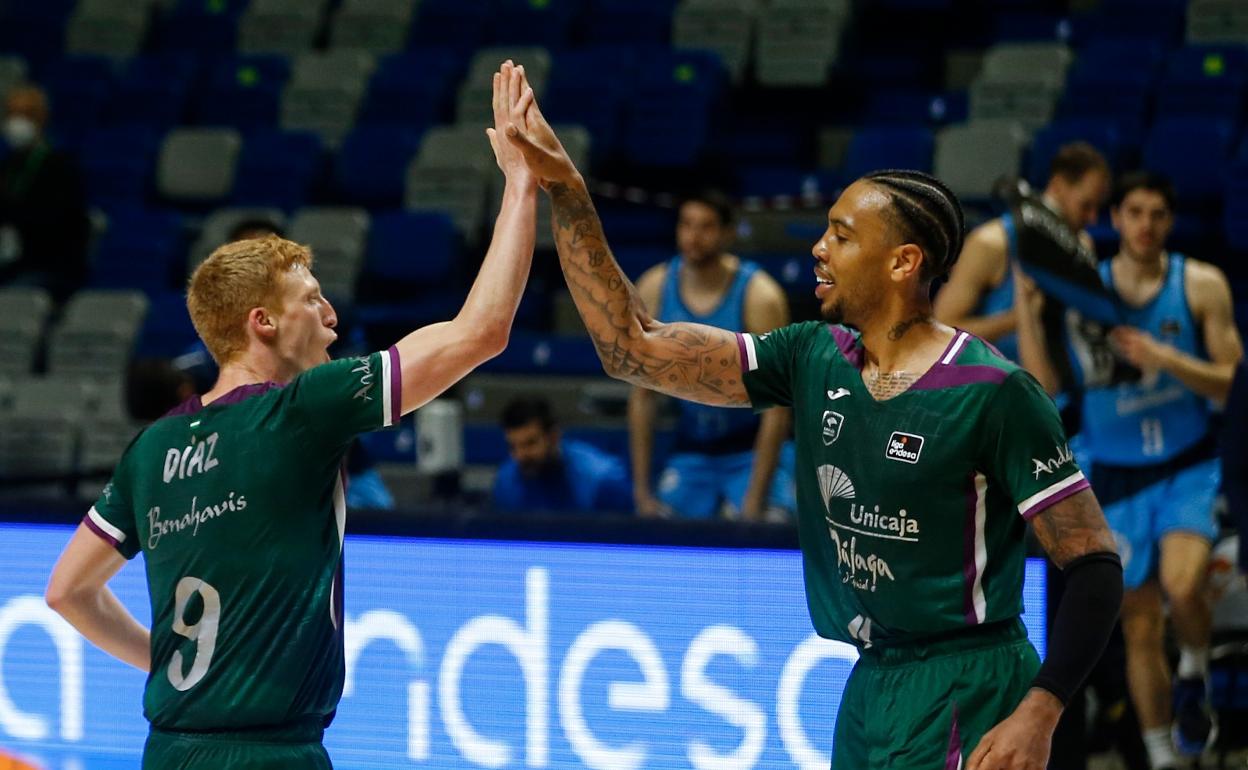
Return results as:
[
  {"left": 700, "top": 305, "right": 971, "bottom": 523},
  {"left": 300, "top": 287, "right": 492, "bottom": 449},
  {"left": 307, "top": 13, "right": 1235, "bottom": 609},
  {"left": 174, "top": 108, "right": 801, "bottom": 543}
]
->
[
  {"left": 85, "top": 348, "right": 402, "bottom": 731},
  {"left": 739, "top": 323, "right": 1085, "bottom": 649}
]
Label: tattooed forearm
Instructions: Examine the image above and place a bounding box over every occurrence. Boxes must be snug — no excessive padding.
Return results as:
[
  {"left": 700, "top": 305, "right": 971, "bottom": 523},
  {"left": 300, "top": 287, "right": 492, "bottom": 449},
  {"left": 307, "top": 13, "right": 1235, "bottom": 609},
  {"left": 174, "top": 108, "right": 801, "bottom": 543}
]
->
[
  {"left": 547, "top": 181, "right": 750, "bottom": 406},
  {"left": 1029, "top": 488, "right": 1117, "bottom": 568}
]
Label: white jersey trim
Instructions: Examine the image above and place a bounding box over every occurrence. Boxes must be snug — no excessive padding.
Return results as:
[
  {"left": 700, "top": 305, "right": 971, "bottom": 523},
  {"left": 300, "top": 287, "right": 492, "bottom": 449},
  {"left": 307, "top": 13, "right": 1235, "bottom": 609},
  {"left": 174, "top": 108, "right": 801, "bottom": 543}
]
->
[
  {"left": 1017, "top": 471, "right": 1088, "bottom": 517},
  {"left": 942, "top": 331, "right": 971, "bottom": 365},
  {"left": 87, "top": 506, "right": 126, "bottom": 544}
]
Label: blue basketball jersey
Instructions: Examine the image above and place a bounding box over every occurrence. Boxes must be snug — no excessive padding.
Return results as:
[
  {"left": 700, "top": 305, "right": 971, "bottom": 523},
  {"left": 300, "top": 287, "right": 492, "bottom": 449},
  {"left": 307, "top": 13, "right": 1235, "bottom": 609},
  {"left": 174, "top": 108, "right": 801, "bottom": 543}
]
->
[
  {"left": 975, "top": 214, "right": 1018, "bottom": 362},
  {"left": 659, "top": 257, "right": 762, "bottom": 452},
  {"left": 1081, "top": 254, "right": 1210, "bottom": 466}
]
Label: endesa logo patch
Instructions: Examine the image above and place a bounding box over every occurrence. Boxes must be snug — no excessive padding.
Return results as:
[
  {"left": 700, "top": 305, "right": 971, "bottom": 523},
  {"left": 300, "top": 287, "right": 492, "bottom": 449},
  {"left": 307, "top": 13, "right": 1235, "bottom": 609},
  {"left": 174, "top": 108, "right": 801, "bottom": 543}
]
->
[{"left": 885, "top": 431, "right": 924, "bottom": 464}]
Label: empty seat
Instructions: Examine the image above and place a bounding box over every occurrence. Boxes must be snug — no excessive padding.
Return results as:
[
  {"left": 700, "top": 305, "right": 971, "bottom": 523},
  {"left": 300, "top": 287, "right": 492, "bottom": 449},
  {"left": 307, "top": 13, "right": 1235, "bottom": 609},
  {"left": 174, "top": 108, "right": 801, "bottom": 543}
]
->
[
  {"left": 77, "top": 417, "right": 143, "bottom": 499},
  {"left": 195, "top": 55, "right": 290, "bottom": 130},
  {"left": 405, "top": 126, "right": 495, "bottom": 242},
  {"left": 1143, "top": 117, "right": 1236, "bottom": 207},
  {"left": 623, "top": 50, "right": 726, "bottom": 166},
  {"left": 155, "top": 0, "right": 249, "bottom": 54},
  {"left": 60, "top": 290, "right": 150, "bottom": 331},
  {"left": 89, "top": 208, "right": 185, "bottom": 293},
  {"left": 41, "top": 57, "right": 114, "bottom": 134},
  {"left": 581, "top": 0, "right": 680, "bottom": 45},
  {"left": 334, "top": 126, "right": 425, "bottom": 207},
  {"left": 106, "top": 54, "right": 199, "bottom": 130},
  {"left": 330, "top": 0, "right": 417, "bottom": 53},
  {"left": 0, "top": 287, "right": 53, "bottom": 325},
  {"left": 281, "top": 51, "right": 376, "bottom": 146},
  {"left": 0, "top": 411, "right": 78, "bottom": 498},
  {"left": 1060, "top": 40, "right": 1163, "bottom": 124},
  {"left": 755, "top": 0, "right": 851, "bottom": 87},
  {"left": 491, "top": 0, "right": 578, "bottom": 48},
  {"left": 455, "top": 47, "right": 552, "bottom": 125},
  {"left": 231, "top": 129, "right": 323, "bottom": 210},
  {"left": 0, "top": 318, "right": 42, "bottom": 378},
  {"left": 238, "top": 0, "right": 329, "bottom": 56},
  {"left": 289, "top": 207, "right": 370, "bottom": 301},
  {"left": 65, "top": 0, "right": 150, "bottom": 59},
  {"left": 1188, "top": 0, "right": 1248, "bottom": 44},
  {"left": 1224, "top": 159, "right": 1248, "bottom": 252},
  {"left": 843, "top": 126, "right": 935, "bottom": 178},
  {"left": 359, "top": 50, "right": 465, "bottom": 128},
  {"left": 980, "top": 42, "right": 1073, "bottom": 84},
  {"left": 934, "top": 120, "right": 1029, "bottom": 201},
  {"left": 360, "top": 211, "right": 457, "bottom": 298},
  {"left": 79, "top": 126, "right": 162, "bottom": 205},
  {"left": 189, "top": 207, "right": 288, "bottom": 269},
  {"left": 1155, "top": 45, "right": 1248, "bottom": 120},
  {"left": 409, "top": 0, "right": 491, "bottom": 50},
  {"left": 156, "top": 127, "right": 242, "bottom": 203},
  {"left": 970, "top": 43, "right": 1072, "bottom": 130},
  {"left": 544, "top": 47, "right": 638, "bottom": 161},
  {"left": 672, "top": 0, "right": 757, "bottom": 83}
]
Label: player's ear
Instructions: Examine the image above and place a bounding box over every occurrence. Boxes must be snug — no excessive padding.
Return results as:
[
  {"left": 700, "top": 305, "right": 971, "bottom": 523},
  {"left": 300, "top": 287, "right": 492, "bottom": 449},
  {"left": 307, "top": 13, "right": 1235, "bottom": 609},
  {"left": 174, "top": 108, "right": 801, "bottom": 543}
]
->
[
  {"left": 889, "top": 242, "right": 924, "bottom": 283},
  {"left": 247, "top": 307, "right": 278, "bottom": 341}
]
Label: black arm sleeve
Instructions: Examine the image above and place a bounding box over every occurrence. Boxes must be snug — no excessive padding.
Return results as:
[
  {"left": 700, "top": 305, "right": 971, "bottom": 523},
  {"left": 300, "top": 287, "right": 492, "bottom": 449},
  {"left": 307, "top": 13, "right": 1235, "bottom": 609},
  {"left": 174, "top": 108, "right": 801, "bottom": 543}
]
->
[{"left": 1031, "top": 551, "right": 1124, "bottom": 706}]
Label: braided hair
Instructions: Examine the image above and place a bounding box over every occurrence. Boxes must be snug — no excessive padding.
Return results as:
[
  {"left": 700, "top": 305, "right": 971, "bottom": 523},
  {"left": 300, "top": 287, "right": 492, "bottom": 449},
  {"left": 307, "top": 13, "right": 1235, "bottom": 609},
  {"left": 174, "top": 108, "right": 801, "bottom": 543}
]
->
[{"left": 861, "top": 170, "right": 966, "bottom": 282}]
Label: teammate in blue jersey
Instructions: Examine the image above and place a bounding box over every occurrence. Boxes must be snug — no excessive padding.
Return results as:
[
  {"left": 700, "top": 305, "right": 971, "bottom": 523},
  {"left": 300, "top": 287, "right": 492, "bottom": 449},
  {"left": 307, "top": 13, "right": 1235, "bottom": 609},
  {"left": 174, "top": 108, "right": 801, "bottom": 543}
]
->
[
  {"left": 45, "top": 62, "right": 540, "bottom": 769},
  {"left": 629, "top": 190, "right": 794, "bottom": 520},
  {"left": 1018, "top": 172, "right": 1243, "bottom": 768},
  {"left": 935, "top": 142, "right": 1109, "bottom": 363}
]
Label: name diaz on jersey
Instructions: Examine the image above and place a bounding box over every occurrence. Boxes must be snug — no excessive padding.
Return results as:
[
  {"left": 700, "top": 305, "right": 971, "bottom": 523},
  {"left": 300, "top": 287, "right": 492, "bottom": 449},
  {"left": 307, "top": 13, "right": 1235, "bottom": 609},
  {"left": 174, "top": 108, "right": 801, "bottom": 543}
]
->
[{"left": 149, "top": 431, "right": 248, "bottom": 551}]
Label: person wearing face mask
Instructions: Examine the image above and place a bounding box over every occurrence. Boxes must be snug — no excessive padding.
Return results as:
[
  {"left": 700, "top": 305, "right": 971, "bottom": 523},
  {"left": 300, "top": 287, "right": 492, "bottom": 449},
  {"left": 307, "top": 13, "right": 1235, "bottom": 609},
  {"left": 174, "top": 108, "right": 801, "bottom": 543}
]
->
[{"left": 0, "top": 84, "right": 90, "bottom": 302}]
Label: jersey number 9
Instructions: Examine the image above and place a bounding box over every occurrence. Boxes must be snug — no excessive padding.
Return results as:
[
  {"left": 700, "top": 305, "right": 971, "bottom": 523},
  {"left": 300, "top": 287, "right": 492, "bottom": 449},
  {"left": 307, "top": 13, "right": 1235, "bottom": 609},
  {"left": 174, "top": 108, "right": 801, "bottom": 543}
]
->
[{"left": 168, "top": 576, "right": 221, "bottom": 692}]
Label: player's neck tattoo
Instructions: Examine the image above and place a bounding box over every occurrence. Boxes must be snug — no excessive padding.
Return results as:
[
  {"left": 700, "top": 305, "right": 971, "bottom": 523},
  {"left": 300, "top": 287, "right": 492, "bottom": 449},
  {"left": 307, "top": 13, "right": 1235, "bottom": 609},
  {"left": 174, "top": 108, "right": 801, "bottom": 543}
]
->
[{"left": 887, "top": 313, "right": 932, "bottom": 341}]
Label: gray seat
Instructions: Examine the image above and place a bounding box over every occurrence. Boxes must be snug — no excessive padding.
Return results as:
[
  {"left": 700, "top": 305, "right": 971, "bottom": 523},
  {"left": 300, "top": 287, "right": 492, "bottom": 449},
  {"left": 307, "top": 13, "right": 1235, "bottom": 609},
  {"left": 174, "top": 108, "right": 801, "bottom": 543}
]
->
[
  {"left": 188, "top": 207, "right": 288, "bottom": 271},
  {"left": 65, "top": 0, "right": 151, "bottom": 59},
  {"left": 59, "top": 290, "right": 149, "bottom": 331},
  {"left": 238, "top": 0, "right": 329, "bottom": 56},
  {"left": 979, "top": 42, "right": 1072, "bottom": 86},
  {"left": 455, "top": 47, "right": 552, "bottom": 125},
  {"left": 0, "top": 318, "right": 41, "bottom": 377},
  {"left": 48, "top": 325, "right": 140, "bottom": 378},
  {"left": 673, "top": 0, "right": 758, "bottom": 83},
  {"left": 0, "top": 286, "right": 53, "bottom": 325},
  {"left": 10, "top": 376, "right": 93, "bottom": 419},
  {"left": 969, "top": 43, "right": 1071, "bottom": 130},
  {"left": 157, "top": 128, "right": 242, "bottom": 202},
  {"left": 0, "top": 55, "right": 27, "bottom": 102},
  {"left": 289, "top": 207, "right": 370, "bottom": 300},
  {"left": 405, "top": 126, "right": 496, "bottom": 243},
  {"left": 330, "top": 0, "right": 417, "bottom": 52},
  {"left": 0, "top": 412, "right": 78, "bottom": 498},
  {"left": 1188, "top": 0, "right": 1248, "bottom": 43},
  {"left": 77, "top": 417, "right": 143, "bottom": 500},
  {"left": 934, "top": 120, "right": 1030, "bottom": 200},
  {"left": 280, "top": 52, "right": 376, "bottom": 146},
  {"left": 755, "top": 0, "right": 850, "bottom": 86}
]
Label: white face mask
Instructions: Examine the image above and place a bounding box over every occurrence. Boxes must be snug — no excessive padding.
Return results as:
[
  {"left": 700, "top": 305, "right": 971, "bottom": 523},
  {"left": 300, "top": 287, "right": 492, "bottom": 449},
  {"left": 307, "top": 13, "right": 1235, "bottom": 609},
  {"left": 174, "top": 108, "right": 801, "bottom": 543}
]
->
[{"left": 3, "top": 116, "right": 38, "bottom": 150}]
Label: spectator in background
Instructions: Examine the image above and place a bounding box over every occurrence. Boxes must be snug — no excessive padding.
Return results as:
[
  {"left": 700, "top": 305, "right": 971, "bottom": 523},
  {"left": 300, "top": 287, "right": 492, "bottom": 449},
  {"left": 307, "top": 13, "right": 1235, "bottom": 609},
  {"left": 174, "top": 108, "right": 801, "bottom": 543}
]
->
[
  {"left": 935, "top": 142, "right": 1110, "bottom": 363},
  {"left": 0, "top": 84, "right": 90, "bottom": 302},
  {"left": 494, "top": 396, "right": 631, "bottom": 514},
  {"left": 628, "top": 190, "right": 795, "bottom": 521}
]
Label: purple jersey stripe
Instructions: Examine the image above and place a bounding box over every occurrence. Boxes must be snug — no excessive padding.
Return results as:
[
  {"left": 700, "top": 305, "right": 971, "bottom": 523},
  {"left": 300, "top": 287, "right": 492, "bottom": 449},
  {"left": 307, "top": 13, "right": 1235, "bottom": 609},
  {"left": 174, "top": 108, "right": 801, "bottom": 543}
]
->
[
  {"left": 387, "top": 346, "right": 402, "bottom": 426},
  {"left": 945, "top": 702, "right": 963, "bottom": 769},
  {"left": 825, "top": 324, "right": 863, "bottom": 367},
  {"left": 82, "top": 513, "right": 120, "bottom": 550},
  {"left": 962, "top": 472, "right": 979, "bottom": 625},
  {"left": 913, "top": 364, "right": 1010, "bottom": 391},
  {"left": 736, "top": 333, "right": 749, "bottom": 372},
  {"left": 1021, "top": 477, "right": 1091, "bottom": 520}
]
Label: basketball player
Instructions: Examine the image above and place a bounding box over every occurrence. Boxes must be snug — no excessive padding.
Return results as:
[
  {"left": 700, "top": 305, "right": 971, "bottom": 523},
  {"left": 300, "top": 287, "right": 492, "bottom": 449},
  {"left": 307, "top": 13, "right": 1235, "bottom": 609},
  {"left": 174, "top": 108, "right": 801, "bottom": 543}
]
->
[
  {"left": 44, "top": 62, "right": 539, "bottom": 768},
  {"left": 1017, "top": 172, "right": 1242, "bottom": 768},
  {"left": 504, "top": 69, "right": 1123, "bottom": 769}
]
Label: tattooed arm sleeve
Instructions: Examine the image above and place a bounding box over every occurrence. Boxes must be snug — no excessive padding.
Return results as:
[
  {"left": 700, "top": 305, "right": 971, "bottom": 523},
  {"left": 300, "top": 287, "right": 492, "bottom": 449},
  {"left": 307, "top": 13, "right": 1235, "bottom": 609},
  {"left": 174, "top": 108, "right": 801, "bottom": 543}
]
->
[{"left": 548, "top": 180, "right": 751, "bottom": 407}]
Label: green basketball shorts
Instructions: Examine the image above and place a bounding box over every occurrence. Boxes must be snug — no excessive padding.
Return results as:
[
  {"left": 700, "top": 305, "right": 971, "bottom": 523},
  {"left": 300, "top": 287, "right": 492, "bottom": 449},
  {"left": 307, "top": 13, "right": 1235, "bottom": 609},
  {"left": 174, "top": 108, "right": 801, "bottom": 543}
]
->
[
  {"left": 143, "top": 719, "right": 332, "bottom": 770},
  {"left": 831, "top": 619, "right": 1041, "bottom": 770}
]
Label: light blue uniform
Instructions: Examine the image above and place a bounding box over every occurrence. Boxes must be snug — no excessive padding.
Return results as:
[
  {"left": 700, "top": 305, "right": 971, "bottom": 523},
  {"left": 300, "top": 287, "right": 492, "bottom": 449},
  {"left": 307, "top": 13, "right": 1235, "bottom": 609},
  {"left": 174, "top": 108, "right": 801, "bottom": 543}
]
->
[
  {"left": 1080, "top": 254, "right": 1219, "bottom": 588},
  {"left": 977, "top": 213, "right": 1020, "bottom": 363},
  {"left": 654, "top": 257, "right": 796, "bottom": 519}
]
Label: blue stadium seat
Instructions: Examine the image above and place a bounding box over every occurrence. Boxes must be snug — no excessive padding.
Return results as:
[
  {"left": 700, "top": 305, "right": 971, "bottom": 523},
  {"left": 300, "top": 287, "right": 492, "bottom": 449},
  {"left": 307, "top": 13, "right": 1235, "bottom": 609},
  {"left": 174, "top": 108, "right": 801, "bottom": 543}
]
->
[
  {"left": 335, "top": 126, "right": 425, "bottom": 207},
  {"left": 80, "top": 126, "right": 162, "bottom": 205},
  {"left": 581, "top": 0, "right": 677, "bottom": 46},
  {"left": 231, "top": 129, "right": 323, "bottom": 210},
  {"left": 106, "top": 54, "right": 200, "bottom": 130},
  {"left": 623, "top": 49, "right": 726, "bottom": 167},
  {"left": 1060, "top": 40, "right": 1163, "bottom": 125},
  {"left": 41, "top": 56, "right": 114, "bottom": 135},
  {"left": 155, "top": 0, "right": 249, "bottom": 53},
  {"left": 709, "top": 119, "right": 805, "bottom": 166},
  {"left": 1069, "top": 0, "right": 1185, "bottom": 46},
  {"left": 89, "top": 208, "right": 185, "bottom": 294},
  {"left": 1225, "top": 158, "right": 1248, "bottom": 254},
  {"left": 359, "top": 51, "right": 465, "bottom": 129},
  {"left": 479, "top": 332, "right": 604, "bottom": 376},
  {"left": 992, "top": 11, "right": 1068, "bottom": 42},
  {"left": 136, "top": 290, "right": 201, "bottom": 359},
  {"left": 860, "top": 90, "right": 969, "bottom": 125},
  {"left": 0, "top": 1, "right": 73, "bottom": 70},
  {"left": 409, "top": 0, "right": 490, "bottom": 50},
  {"left": 194, "top": 55, "right": 290, "bottom": 130},
  {"left": 613, "top": 246, "right": 671, "bottom": 280},
  {"left": 362, "top": 211, "right": 457, "bottom": 289},
  {"left": 843, "top": 126, "right": 935, "bottom": 178},
  {"left": 736, "top": 166, "right": 839, "bottom": 199},
  {"left": 1142, "top": 118, "right": 1236, "bottom": 208},
  {"left": 491, "top": 0, "right": 579, "bottom": 48},
  {"left": 1026, "top": 119, "right": 1125, "bottom": 186},
  {"left": 544, "top": 47, "right": 639, "bottom": 161},
  {"left": 1156, "top": 46, "right": 1248, "bottom": 121},
  {"left": 597, "top": 205, "right": 678, "bottom": 248}
]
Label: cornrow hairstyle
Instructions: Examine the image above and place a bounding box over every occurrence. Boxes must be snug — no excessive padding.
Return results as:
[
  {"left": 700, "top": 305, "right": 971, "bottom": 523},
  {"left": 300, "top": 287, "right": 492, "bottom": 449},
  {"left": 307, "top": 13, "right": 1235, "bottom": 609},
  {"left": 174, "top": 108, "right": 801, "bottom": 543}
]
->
[{"left": 862, "top": 169, "right": 966, "bottom": 282}]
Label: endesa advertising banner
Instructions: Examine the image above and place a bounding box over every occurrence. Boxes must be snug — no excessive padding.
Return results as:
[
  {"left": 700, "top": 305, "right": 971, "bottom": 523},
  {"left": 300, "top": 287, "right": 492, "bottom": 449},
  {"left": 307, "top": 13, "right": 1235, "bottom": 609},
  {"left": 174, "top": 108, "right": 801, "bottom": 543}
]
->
[{"left": 0, "top": 523, "right": 1046, "bottom": 769}]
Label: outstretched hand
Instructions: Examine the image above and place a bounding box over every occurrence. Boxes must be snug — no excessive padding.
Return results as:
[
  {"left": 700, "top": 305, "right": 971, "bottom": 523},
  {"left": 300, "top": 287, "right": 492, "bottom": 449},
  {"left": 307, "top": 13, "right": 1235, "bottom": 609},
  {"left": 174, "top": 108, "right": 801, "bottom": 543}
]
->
[
  {"left": 501, "top": 65, "right": 582, "bottom": 189},
  {"left": 486, "top": 60, "right": 537, "bottom": 189}
]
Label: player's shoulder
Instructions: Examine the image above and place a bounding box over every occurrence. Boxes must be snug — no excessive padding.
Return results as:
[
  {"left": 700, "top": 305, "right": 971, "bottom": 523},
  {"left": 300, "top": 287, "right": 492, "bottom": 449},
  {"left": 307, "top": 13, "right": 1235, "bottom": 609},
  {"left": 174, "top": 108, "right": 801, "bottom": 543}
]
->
[
  {"left": 948, "top": 331, "right": 1025, "bottom": 382},
  {"left": 1182, "top": 254, "right": 1230, "bottom": 294},
  {"left": 965, "top": 218, "right": 1009, "bottom": 252}
]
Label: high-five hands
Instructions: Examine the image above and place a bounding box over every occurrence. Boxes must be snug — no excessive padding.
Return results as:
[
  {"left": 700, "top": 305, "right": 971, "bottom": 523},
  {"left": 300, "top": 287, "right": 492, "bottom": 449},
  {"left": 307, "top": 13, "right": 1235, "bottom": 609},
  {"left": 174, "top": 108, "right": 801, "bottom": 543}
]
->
[
  {"left": 498, "top": 64, "right": 582, "bottom": 190},
  {"left": 486, "top": 60, "right": 538, "bottom": 191}
]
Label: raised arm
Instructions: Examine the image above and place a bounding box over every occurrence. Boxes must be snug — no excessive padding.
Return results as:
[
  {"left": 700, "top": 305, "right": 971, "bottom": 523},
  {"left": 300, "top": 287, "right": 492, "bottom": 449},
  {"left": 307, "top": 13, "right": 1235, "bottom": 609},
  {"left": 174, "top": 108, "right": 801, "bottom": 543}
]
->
[
  {"left": 504, "top": 77, "right": 749, "bottom": 407},
  {"left": 391, "top": 61, "right": 539, "bottom": 415}
]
